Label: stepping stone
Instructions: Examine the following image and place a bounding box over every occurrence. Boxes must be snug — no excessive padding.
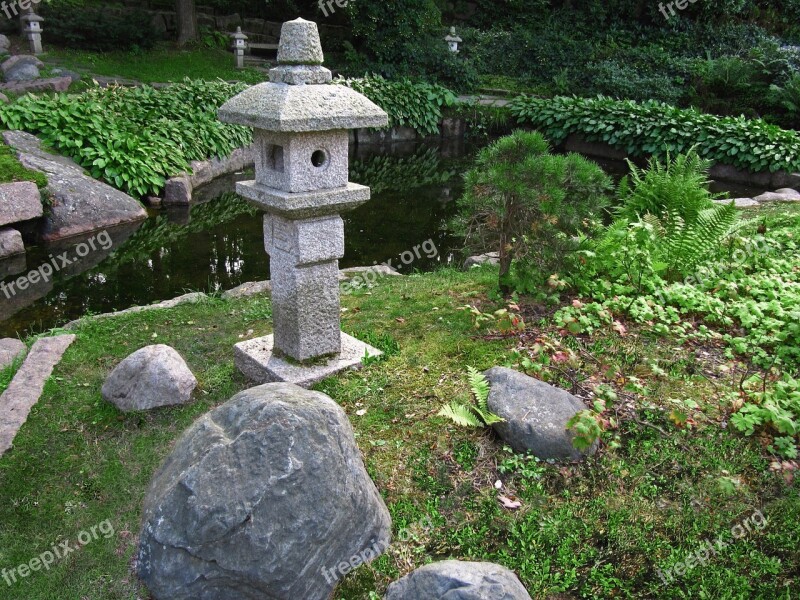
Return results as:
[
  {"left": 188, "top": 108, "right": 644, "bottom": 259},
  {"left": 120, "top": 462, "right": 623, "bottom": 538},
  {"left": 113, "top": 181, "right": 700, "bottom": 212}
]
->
[
  {"left": 0, "top": 334, "right": 76, "bottom": 457},
  {"left": 0, "top": 338, "right": 26, "bottom": 370}
]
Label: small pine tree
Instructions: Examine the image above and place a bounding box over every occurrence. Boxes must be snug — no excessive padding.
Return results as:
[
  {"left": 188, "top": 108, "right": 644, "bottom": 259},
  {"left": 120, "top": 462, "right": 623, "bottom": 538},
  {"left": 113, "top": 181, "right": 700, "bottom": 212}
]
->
[{"left": 451, "top": 130, "right": 612, "bottom": 294}]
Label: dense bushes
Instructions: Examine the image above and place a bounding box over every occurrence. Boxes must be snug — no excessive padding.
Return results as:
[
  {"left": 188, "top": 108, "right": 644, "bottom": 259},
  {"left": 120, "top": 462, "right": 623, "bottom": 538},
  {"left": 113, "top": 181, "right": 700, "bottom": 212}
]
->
[
  {"left": 0, "top": 80, "right": 250, "bottom": 197},
  {"left": 510, "top": 94, "right": 800, "bottom": 173},
  {"left": 41, "top": 5, "right": 158, "bottom": 51}
]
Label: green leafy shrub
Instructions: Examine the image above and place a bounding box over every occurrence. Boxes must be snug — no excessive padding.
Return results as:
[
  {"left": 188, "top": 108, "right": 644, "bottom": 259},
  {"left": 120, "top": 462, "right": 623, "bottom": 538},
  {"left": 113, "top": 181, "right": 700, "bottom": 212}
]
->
[
  {"left": 451, "top": 130, "right": 612, "bottom": 294},
  {"left": 337, "top": 75, "right": 456, "bottom": 137},
  {"left": 509, "top": 94, "right": 800, "bottom": 173},
  {"left": 41, "top": 5, "right": 158, "bottom": 51},
  {"left": 0, "top": 80, "right": 251, "bottom": 198}
]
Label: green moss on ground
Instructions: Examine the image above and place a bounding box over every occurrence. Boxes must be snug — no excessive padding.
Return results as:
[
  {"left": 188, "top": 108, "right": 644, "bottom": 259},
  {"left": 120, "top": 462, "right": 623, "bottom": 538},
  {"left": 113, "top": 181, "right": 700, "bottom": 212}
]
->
[{"left": 0, "top": 268, "right": 797, "bottom": 599}]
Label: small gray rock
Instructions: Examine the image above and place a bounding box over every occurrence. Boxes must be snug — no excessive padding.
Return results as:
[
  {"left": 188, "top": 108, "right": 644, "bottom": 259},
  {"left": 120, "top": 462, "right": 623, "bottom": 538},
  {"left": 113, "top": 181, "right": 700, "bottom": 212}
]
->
[
  {"left": 754, "top": 190, "right": 800, "bottom": 203},
  {"left": 163, "top": 174, "right": 192, "bottom": 205},
  {"left": 0, "top": 338, "right": 26, "bottom": 370},
  {"left": 463, "top": 252, "right": 500, "bottom": 270},
  {"left": 713, "top": 198, "right": 760, "bottom": 208},
  {"left": 0, "top": 181, "right": 43, "bottom": 227},
  {"left": 137, "top": 382, "right": 392, "bottom": 600},
  {"left": 102, "top": 345, "right": 197, "bottom": 412},
  {"left": 385, "top": 560, "right": 532, "bottom": 600},
  {"left": 0, "top": 92, "right": 8, "bottom": 104},
  {"left": 0, "top": 227, "right": 24, "bottom": 258},
  {"left": 485, "top": 367, "right": 597, "bottom": 461},
  {"left": 50, "top": 68, "right": 82, "bottom": 83},
  {"left": 0, "top": 35, "right": 9, "bottom": 51}
]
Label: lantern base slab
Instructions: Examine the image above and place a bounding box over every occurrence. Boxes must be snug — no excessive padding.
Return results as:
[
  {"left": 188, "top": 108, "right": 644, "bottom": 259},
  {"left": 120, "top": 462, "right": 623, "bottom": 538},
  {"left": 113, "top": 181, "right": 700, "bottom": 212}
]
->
[{"left": 234, "top": 332, "right": 382, "bottom": 388}]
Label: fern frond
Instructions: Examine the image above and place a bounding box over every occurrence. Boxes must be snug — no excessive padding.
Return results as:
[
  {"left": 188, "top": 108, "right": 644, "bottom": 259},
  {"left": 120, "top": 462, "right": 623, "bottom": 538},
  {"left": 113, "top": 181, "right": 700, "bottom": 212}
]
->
[
  {"left": 467, "top": 366, "right": 491, "bottom": 410},
  {"left": 437, "top": 401, "right": 483, "bottom": 428}
]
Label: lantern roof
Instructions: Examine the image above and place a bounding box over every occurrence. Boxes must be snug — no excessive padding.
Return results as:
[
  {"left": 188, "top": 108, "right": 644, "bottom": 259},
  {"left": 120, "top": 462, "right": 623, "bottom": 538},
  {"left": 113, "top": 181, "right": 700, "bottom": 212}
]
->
[
  {"left": 445, "top": 26, "right": 462, "bottom": 42},
  {"left": 218, "top": 18, "right": 388, "bottom": 133}
]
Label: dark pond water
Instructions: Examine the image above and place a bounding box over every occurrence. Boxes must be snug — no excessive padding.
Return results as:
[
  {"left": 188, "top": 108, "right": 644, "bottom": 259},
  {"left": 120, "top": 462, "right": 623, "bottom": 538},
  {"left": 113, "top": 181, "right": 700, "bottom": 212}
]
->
[
  {"left": 0, "top": 138, "right": 768, "bottom": 339},
  {"left": 0, "top": 141, "right": 471, "bottom": 338}
]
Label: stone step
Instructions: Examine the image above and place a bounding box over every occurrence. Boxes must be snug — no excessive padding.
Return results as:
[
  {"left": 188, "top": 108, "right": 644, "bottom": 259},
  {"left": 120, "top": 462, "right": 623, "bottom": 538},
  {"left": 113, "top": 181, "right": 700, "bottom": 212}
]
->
[{"left": 0, "top": 334, "right": 76, "bottom": 457}]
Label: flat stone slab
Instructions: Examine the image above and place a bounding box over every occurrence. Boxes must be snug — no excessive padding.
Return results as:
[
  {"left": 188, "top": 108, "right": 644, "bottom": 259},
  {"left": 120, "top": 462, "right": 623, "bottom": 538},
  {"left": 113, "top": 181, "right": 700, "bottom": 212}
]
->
[
  {"left": 0, "top": 77, "right": 73, "bottom": 95},
  {"left": 754, "top": 190, "right": 800, "bottom": 203},
  {"left": 237, "top": 180, "right": 370, "bottom": 218},
  {"left": 234, "top": 332, "right": 381, "bottom": 387},
  {"left": 0, "top": 338, "right": 26, "bottom": 370},
  {"left": 713, "top": 198, "right": 761, "bottom": 208},
  {"left": 0, "top": 334, "right": 76, "bottom": 457},
  {"left": 0, "top": 181, "right": 43, "bottom": 227}
]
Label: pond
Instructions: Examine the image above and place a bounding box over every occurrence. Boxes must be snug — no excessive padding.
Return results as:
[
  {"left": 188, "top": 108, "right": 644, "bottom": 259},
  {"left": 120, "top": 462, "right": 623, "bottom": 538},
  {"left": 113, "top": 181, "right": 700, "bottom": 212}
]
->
[
  {"left": 0, "top": 138, "right": 768, "bottom": 339},
  {"left": 0, "top": 141, "right": 470, "bottom": 338}
]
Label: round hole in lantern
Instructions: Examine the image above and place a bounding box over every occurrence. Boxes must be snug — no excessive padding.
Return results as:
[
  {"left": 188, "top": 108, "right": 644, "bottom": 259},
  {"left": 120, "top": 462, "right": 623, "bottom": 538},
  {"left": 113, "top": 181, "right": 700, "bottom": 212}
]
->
[{"left": 311, "top": 150, "right": 328, "bottom": 168}]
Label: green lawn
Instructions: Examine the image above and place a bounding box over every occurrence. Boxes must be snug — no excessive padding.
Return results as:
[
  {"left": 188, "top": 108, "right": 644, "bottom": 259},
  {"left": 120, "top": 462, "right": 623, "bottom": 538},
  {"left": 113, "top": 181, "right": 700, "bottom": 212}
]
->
[
  {"left": 46, "top": 45, "right": 267, "bottom": 85},
  {"left": 0, "top": 262, "right": 797, "bottom": 599}
]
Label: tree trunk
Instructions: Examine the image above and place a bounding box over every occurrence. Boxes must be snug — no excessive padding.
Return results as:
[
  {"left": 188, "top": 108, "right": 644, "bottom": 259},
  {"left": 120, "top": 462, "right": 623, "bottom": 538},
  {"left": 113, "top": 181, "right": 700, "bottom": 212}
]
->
[{"left": 176, "top": 0, "right": 198, "bottom": 46}]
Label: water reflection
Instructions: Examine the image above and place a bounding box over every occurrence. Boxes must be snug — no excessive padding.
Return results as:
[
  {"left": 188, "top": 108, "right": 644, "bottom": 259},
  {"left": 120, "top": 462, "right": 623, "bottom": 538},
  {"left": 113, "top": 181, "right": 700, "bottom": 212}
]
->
[{"left": 0, "top": 141, "right": 469, "bottom": 337}]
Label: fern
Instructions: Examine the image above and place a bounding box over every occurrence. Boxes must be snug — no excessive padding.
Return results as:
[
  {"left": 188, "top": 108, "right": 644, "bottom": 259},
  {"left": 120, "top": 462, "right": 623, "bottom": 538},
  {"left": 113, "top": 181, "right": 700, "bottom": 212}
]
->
[
  {"left": 618, "top": 149, "right": 740, "bottom": 280},
  {"left": 438, "top": 401, "right": 483, "bottom": 427},
  {"left": 437, "top": 368, "right": 505, "bottom": 428}
]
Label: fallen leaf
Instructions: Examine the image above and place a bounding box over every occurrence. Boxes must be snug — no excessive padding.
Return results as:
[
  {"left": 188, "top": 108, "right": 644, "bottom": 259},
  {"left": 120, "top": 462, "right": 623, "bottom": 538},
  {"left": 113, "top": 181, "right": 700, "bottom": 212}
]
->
[
  {"left": 498, "top": 495, "right": 521, "bottom": 510},
  {"left": 356, "top": 409, "right": 367, "bottom": 416}
]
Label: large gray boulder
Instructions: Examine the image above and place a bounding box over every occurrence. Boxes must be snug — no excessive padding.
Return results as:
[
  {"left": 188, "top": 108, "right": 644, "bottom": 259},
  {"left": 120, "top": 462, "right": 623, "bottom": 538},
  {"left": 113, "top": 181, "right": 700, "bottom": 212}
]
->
[
  {"left": 137, "top": 383, "right": 392, "bottom": 600},
  {"left": 1, "top": 55, "right": 43, "bottom": 82},
  {"left": 485, "top": 367, "right": 597, "bottom": 461},
  {"left": 102, "top": 345, "right": 197, "bottom": 412},
  {"left": 2, "top": 130, "right": 147, "bottom": 241},
  {"left": 385, "top": 560, "right": 532, "bottom": 600}
]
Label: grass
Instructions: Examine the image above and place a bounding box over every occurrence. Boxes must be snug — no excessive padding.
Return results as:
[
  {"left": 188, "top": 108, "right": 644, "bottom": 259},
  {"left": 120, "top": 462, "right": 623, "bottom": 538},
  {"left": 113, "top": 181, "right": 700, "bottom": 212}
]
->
[
  {"left": 0, "top": 145, "right": 47, "bottom": 188},
  {"left": 0, "top": 267, "right": 797, "bottom": 599},
  {"left": 46, "top": 44, "right": 267, "bottom": 85}
]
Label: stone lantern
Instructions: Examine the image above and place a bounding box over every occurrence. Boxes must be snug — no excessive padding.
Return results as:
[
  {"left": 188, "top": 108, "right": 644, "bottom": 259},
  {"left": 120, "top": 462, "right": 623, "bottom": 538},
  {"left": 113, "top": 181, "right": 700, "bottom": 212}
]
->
[
  {"left": 219, "top": 18, "right": 389, "bottom": 387},
  {"left": 22, "top": 13, "right": 43, "bottom": 55},
  {"left": 445, "top": 26, "right": 462, "bottom": 54},
  {"left": 232, "top": 26, "right": 248, "bottom": 69}
]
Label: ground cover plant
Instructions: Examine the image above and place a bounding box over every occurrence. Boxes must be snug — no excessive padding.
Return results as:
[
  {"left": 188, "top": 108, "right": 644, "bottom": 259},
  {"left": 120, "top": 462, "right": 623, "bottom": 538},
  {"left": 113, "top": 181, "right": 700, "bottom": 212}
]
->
[{"left": 509, "top": 94, "right": 800, "bottom": 174}]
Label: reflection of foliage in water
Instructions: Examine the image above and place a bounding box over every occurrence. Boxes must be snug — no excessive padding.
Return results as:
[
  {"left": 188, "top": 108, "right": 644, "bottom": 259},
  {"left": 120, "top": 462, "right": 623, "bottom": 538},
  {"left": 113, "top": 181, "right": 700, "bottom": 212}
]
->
[
  {"left": 350, "top": 146, "right": 457, "bottom": 195},
  {"left": 111, "top": 193, "right": 258, "bottom": 264}
]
